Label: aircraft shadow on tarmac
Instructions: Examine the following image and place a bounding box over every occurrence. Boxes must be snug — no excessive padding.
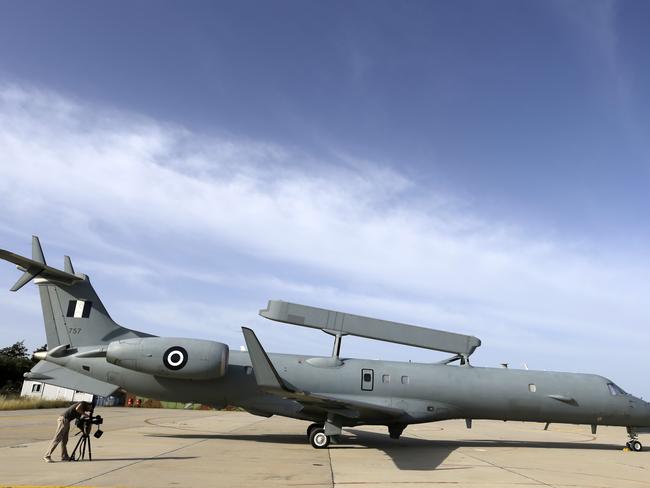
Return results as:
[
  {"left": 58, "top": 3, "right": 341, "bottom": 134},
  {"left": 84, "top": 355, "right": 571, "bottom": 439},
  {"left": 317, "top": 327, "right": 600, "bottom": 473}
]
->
[{"left": 146, "top": 430, "right": 622, "bottom": 471}]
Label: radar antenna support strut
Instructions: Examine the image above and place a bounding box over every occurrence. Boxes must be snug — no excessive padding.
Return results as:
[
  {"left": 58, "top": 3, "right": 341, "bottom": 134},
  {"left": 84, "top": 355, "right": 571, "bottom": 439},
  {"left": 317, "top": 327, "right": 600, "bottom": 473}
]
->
[{"left": 331, "top": 333, "right": 342, "bottom": 359}]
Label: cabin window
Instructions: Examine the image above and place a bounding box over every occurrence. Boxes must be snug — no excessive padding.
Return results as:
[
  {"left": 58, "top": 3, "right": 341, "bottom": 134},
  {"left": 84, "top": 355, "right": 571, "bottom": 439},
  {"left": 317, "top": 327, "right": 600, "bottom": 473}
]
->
[
  {"left": 31, "top": 384, "right": 41, "bottom": 393},
  {"left": 528, "top": 384, "right": 536, "bottom": 393},
  {"left": 401, "top": 375, "right": 409, "bottom": 385},
  {"left": 363, "top": 373, "right": 372, "bottom": 382},
  {"left": 607, "top": 383, "right": 626, "bottom": 396},
  {"left": 382, "top": 374, "right": 390, "bottom": 383}
]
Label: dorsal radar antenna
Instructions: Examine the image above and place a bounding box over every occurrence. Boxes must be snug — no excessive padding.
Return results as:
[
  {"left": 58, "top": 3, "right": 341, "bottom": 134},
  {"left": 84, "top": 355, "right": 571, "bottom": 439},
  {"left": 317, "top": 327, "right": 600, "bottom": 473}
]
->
[{"left": 259, "top": 300, "right": 481, "bottom": 364}]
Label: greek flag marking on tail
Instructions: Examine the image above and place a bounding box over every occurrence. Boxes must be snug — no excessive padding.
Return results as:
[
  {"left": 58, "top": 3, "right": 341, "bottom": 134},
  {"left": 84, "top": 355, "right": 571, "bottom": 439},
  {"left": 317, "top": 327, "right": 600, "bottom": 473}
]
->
[{"left": 66, "top": 300, "right": 93, "bottom": 318}]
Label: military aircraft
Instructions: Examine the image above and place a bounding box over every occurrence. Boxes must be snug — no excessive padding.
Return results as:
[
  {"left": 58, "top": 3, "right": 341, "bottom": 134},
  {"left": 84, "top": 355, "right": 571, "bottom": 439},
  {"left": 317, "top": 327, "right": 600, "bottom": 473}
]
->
[{"left": 2, "top": 237, "right": 649, "bottom": 451}]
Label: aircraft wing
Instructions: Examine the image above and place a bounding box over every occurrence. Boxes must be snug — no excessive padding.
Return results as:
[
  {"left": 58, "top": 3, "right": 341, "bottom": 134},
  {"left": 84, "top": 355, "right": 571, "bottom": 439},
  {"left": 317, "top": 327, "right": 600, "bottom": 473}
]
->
[
  {"left": 292, "top": 392, "right": 404, "bottom": 420},
  {"left": 242, "top": 327, "right": 406, "bottom": 421}
]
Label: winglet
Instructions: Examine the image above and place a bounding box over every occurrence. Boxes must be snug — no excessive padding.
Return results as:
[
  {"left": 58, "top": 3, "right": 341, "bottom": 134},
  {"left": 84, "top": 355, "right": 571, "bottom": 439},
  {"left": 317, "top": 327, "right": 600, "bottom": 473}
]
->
[{"left": 241, "top": 327, "right": 292, "bottom": 393}]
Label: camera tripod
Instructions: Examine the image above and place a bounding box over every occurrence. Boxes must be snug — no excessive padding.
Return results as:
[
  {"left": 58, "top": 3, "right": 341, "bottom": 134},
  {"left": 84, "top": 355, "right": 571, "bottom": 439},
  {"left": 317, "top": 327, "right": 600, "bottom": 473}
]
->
[{"left": 69, "top": 428, "right": 93, "bottom": 461}]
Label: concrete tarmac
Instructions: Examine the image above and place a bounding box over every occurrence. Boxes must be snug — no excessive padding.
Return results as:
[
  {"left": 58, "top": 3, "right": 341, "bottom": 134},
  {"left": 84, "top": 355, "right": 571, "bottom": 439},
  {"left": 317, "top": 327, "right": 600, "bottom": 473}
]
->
[{"left": 1, "top": 408, "right": 649, "bottom": 487}]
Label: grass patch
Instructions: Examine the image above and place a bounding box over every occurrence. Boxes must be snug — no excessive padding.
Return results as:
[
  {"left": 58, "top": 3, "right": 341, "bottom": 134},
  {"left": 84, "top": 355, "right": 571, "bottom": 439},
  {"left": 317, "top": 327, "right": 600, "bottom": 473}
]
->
[{"left": 0, "top": 395, "right": 72, "bottom": 410}]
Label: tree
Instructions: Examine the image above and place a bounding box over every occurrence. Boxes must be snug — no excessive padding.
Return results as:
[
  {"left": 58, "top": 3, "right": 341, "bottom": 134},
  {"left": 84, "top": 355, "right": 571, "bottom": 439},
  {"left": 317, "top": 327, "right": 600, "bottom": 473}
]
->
[
  {"left": 0, "top": 340, "right": 38, "bottom": 396},
  {"left": 0, "top": 340, "right": 29, "bottom": 359}
]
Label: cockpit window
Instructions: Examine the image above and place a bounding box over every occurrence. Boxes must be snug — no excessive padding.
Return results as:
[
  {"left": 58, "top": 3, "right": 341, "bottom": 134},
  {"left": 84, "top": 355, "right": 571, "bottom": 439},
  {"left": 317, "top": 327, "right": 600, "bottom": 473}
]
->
[{"left": 607, "top": 383, "right": 627, "bottom": 396}]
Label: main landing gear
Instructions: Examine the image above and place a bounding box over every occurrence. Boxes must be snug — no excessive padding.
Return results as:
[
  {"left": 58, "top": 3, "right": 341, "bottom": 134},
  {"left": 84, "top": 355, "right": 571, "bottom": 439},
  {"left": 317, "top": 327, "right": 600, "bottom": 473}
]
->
[
  {"left": 626, "top": 428, "right": 643, "bottom": 452},
  {"left": 388, "top": 424, "right": 406, "bottom": 440},
  {"left": 307, "top": 423, "right": 329, "bottom": 449},
  {"left": 307, "top": 415, "right": 345, "bottom": 449}
]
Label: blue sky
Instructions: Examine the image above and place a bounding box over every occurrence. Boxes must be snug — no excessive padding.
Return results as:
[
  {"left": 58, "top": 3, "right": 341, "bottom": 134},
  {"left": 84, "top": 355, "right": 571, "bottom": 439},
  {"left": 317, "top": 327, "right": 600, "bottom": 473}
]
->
[{"left": 1, "top": 1, "right": 650, "bottom": 397}]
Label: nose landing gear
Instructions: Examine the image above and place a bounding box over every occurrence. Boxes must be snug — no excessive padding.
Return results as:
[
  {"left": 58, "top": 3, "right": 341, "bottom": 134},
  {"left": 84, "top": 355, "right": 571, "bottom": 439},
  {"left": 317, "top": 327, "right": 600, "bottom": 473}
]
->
[
  {"left": 626, "top": 428, "right": 643, "bottom": 452},
  {"left": 627, "top": 440, "right": 643, "bottom": 452}
]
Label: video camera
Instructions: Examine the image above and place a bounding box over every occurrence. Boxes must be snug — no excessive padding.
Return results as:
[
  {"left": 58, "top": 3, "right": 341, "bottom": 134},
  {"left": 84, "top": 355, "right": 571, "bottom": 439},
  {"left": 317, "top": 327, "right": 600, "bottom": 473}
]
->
[{"left": 75, "top": 414, "right": 104, "bottom": 438}]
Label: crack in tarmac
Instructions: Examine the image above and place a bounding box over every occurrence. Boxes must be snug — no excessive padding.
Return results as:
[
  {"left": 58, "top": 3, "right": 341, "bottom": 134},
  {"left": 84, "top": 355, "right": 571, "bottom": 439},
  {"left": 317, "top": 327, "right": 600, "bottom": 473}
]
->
[{"left": 328, "top": 447, "right": 335, "bottom": 488}]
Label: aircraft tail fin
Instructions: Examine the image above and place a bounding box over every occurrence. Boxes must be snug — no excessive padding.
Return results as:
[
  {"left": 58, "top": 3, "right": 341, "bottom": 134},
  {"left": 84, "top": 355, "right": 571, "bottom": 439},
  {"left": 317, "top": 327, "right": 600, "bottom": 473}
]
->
[{"left": 1, "top": 236, "right": 153, "bottom": 348}]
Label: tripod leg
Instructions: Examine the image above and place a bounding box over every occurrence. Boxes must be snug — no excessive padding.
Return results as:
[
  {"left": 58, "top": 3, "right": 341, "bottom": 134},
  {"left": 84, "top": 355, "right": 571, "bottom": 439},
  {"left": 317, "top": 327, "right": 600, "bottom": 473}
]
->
[
  {"left": 70, "top": 435, "right": 83, "bottom": 461},
  {"left": 78, "top": 435, "right": 92, "bottom": 461}
]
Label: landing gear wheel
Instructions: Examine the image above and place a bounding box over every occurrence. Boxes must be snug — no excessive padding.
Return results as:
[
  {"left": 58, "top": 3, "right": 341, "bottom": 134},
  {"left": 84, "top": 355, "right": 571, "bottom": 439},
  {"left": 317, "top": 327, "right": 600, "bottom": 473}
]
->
[
  {"left": 307, "top": 423, "right": 323, "bottom": 439},
  {"left": 631, "top": 440, "right": 643, "bottom": 452},
  {"left": 309, "top": 428, "right": 330, "bottom": 449},
  {"left": 388, "top": 424, "right": 406, "bottom": 440}
]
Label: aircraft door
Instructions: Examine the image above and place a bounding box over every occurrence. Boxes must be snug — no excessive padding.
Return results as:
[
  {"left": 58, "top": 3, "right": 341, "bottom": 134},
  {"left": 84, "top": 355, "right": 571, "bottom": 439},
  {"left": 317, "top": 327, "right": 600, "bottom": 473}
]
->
[{"left": 361, "top": 368, "right": 374, "bottom": 391}]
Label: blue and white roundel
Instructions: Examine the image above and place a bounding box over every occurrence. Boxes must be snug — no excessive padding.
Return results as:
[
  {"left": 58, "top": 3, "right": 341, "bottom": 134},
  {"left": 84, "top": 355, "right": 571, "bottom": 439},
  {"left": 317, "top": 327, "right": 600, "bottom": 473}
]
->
[{"left": 163, "top": 346, "right": 188, "bottom": 370}]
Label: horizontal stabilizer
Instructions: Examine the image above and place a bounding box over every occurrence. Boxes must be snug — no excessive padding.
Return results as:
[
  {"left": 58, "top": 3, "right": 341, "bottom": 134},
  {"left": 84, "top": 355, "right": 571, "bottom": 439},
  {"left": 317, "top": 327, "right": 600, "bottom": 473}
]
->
[
  {"left": 260, "top": 300, "right": 481, "bottom": 357},
  {"left": 24, "top": 361, "right": 119, "bottom": 397},
  {"left": 10, "top": 265, "right": 43, "bottom": 291},
  {"left": 0, "top": 236, "right": 83, "bottom": 291}
]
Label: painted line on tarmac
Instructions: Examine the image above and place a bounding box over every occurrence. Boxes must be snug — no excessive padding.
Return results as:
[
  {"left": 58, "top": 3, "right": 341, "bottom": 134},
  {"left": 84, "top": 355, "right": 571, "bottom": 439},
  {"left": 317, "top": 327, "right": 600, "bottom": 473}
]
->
[{"left": 0, "top": 414, "right": 59, "bottom": 420}]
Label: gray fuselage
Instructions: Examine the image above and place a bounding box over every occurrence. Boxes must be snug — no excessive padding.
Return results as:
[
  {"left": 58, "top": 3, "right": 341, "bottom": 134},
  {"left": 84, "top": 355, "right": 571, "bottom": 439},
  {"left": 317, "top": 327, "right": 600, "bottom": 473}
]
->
[{"left": 60, "top": 349, "right": 650, "bottom": 429}]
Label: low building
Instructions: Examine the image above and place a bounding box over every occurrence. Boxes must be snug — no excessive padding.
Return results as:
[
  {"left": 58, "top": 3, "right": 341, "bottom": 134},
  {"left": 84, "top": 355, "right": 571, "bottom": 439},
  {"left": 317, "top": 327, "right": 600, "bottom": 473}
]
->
[{"left": 20, "top": 380, "right": 94, "bottom": 403}]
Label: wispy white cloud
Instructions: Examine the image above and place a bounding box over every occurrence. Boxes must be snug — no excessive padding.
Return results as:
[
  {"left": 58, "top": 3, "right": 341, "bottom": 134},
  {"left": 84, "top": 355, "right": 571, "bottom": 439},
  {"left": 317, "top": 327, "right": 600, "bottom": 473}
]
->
[
  {"left": 551, "top": 0, "right": 648, "bottom": 149},
  {"left": 0, "top": 84, "right": 648, "bottom": 394}
]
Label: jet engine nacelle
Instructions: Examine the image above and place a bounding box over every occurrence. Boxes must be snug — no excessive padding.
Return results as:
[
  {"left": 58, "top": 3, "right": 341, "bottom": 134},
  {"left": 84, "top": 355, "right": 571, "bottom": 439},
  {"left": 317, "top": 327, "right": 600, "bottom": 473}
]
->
[{"left": 106, "top": 337, "right": 229, "bottom": 380}]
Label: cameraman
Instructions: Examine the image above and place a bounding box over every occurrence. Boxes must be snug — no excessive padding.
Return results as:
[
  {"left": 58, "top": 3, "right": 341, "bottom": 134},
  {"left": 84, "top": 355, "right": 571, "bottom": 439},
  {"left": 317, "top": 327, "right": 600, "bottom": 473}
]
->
[{"left": 43, "top": 401, "right": 93, "bottom": 463}]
